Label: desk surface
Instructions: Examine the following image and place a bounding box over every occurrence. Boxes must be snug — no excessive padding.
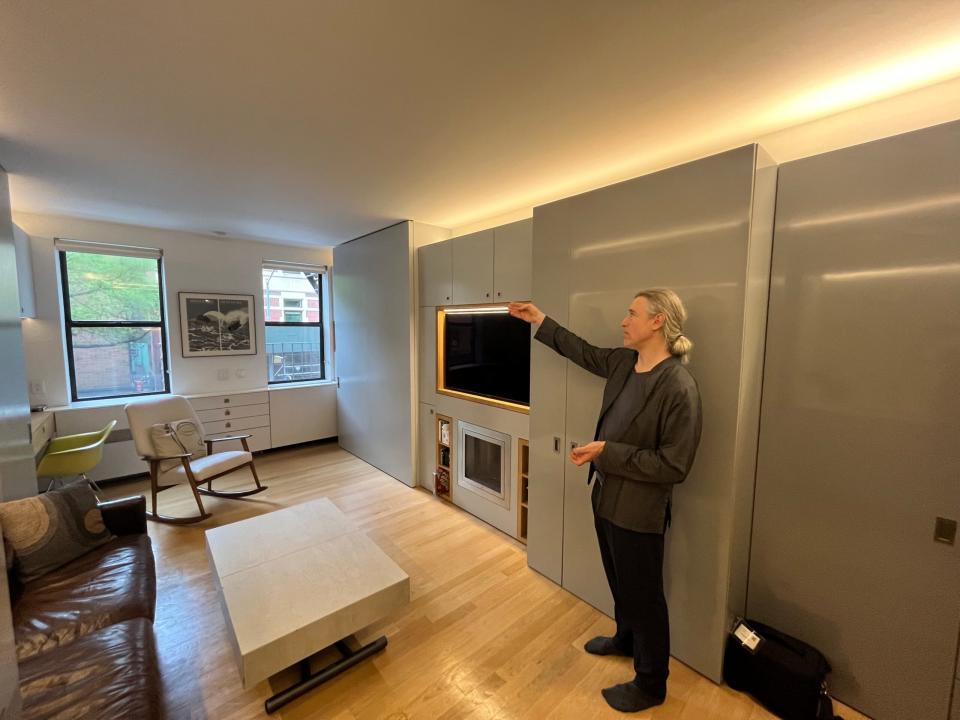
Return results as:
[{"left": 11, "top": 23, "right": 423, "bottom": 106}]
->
[{"left": 205, "top": 498, "right": 409, "bottom": 689}]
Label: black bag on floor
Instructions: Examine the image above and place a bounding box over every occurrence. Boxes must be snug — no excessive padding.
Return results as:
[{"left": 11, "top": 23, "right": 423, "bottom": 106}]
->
[{"left": 723, "top": 618, "right": 843, "bottom": 720}]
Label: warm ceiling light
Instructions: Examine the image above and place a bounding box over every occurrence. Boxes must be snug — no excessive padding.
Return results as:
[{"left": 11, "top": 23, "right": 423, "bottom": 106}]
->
[{"left": 773, "top": 40, "right": 960, "bottom": 126}]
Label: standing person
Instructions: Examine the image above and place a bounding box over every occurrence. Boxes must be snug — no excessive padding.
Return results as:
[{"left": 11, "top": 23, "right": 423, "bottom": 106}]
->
[{"left": 509, "top": 290, "right": 702, "bottom": 713}]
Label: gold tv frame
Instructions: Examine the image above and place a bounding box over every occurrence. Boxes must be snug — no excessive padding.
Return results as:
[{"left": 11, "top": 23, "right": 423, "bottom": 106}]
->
[{"left": 436, "top": 306, "right": 530, "bottom": 415}]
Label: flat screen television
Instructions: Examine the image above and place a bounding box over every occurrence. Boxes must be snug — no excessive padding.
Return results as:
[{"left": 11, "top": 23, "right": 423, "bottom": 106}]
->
[{"left": 439, "top": 309, "right": 530, "bottom": 410}]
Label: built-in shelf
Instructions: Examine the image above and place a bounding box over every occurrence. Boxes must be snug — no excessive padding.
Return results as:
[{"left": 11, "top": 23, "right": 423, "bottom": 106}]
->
[
  {"left": 518, "top": 438, "right": 529, "bottom": 544},
  {"left": 435, "top": 414, "right": 453, "bottom": 501}
]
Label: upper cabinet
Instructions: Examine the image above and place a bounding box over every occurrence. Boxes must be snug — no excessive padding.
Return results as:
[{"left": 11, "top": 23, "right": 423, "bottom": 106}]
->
[
  {"left": 418, "top": 219, "right": 532, "bottom": 307},
  {"left": 493, "top": 219, "right": 532, "bottom": 302},
  {"left": 451, "top": 229, "right": 494, "bottom": 304},
  {"left": 13, "top": 224, "right": 35, "bottom": 318},
  {"left": 418, "top": 240, "right": 452, "bottom": 306}
]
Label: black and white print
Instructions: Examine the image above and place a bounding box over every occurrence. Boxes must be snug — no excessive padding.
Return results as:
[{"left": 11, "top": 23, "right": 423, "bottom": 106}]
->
[{"left": 179, "top": 292, "right": 257, "bottom": 357}]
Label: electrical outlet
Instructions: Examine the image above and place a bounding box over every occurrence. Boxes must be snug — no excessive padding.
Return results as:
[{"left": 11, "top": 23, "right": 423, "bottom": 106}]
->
[
  {"left": 235, "top": 368, "right": 247, "bottom": 379},
  {"left": 217, "top": 368, "right": 230, "bottom": 381},
  {"left": 29, "top": 381, "right": 45, "bottom": 396}
]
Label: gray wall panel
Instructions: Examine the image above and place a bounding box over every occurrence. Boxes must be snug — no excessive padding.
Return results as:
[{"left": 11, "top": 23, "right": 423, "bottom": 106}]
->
[
  {"left": 0, "top": 165, "right": 26, "bottom": 718},
  {"left": 531, "top": 145, "right": 776, "bottom": 681},
  {"left": 750, "top": 120, "right": 960, "bottom": 720},
  {"left": 526, "top": 206, "right": 571, "bottom": 584},
  {"left": 333, "top": 222, "right": 416, "bottom": 486}
]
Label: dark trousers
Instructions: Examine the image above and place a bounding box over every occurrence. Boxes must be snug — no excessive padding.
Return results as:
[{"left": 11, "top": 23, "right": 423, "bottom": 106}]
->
[{"left": 594, "top": 513, "right": 670, "bottom": 697}]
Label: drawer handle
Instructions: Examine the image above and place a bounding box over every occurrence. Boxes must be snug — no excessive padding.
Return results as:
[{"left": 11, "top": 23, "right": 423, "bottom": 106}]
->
[
  {"left": 225, "top": 422, "right": 231, "bottom": 428},
  {"left": 224, "top": 410, "right": 231, "bottom": 416},
  {"left": 224, "top": 398, "right": 230, "bottom": 404}
]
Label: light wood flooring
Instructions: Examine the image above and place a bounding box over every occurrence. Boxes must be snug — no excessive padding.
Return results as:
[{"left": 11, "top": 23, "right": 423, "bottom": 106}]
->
[{"left": 103, "top": 441, "right": 871, "bottom": 720}]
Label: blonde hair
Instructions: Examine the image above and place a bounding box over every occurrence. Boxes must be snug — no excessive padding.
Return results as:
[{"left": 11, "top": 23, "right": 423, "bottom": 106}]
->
[{"left": 634, "top": 288, "right": 693, "bottom": 364}]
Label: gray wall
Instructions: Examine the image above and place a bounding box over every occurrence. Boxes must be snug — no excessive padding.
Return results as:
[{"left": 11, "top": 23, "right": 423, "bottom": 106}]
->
[
  {"left": 528, "top": 145, "right": 776, "bottom": 682},
  {"left": 0, "top": 164, "right": 26, "bottom": 719},
  {"left": 748, "top": 120, "right": 960, "bottom": 720},
  {"left": 333, "top": 222, "right": 416, "bottom": 486}
]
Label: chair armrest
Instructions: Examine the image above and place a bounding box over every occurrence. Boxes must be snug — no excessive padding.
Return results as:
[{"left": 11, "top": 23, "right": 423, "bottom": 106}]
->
[
  {"left": 141, "top": 452, "right": 193, "bottom": 461},
  {"left": 46, "top": 430, "right": 104, "bottom": 452},
  {"left": 205, "top": 434, "right": 252, "bottom": 443},
  {"left": 98, "top": 495, "right": 147, "bottom": 535}
]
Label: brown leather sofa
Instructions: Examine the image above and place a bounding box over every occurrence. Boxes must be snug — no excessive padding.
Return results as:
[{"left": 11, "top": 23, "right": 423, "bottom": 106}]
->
[{"left": 7, "top": 495, "right": 161, "bottom": 719}]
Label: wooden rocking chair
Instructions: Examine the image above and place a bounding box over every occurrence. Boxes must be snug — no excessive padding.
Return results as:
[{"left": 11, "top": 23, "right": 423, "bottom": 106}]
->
[{"left": 125, "top": 395, "right": 267, "bottom": 524}]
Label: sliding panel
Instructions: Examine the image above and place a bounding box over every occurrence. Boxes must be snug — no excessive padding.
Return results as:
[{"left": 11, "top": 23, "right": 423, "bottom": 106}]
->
[
  {"left": 333, "top": 222, "right": 416, "bottom": 486},
  {"left": 534, "top": 145, "right": 773, "bottom": 680},
  {"left": 527, "top": 206, "right": 571, "bottom": 584},
  {"left": 749, "top": 120, "right": 960, "bottom": 720}
]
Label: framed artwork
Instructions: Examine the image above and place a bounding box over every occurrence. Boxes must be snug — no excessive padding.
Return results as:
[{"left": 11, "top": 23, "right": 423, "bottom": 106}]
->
[{"left": 178, "top": 292, "right": 257, "bottom": 357}]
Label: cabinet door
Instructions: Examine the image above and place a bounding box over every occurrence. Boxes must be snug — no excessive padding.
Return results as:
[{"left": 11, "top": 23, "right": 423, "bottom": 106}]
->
[
  {"left": 418, "top": 241, "right": 452, "bottom": 306},
  {"left": 451, "top": 229, "right": 494, "bottom": 304},
  {"left": 493, "top": 218, "right": 532, "bottom": 302}
]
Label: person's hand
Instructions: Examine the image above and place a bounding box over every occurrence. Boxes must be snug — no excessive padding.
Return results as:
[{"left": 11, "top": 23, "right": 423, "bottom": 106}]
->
[
  {"left": 569, "top": 441, "right": 605, "bottom": 466},
  {"left": 508, "top": 302, "right": 545, "bottom": 324}
]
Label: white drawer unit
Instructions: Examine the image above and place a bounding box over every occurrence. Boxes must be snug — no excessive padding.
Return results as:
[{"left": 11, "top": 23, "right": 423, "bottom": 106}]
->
[
  {"left": 187, "top": 392, "right": 271, "bottom": 452},
  {"left": 195, "top": 403, "right": 270, "bottom": 424},
  {"left": 204, "top": 414, "right": 271, "bottom": 435},
  {"left": 190, "top": 391, "right": 268, "bottom": 411},
  {"left": 206, "top": 427, "right": 271, "bottom": 453}
]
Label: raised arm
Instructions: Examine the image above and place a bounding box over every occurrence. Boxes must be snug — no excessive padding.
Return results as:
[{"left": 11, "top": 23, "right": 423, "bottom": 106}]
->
[{"left": 508, "top": 302, "right": 619, "bottom": 379}]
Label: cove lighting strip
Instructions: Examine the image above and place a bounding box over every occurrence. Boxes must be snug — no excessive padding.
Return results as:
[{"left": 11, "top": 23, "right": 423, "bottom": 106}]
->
[{"left": 442, "top": 306, "right": 510, "bottom": 315}]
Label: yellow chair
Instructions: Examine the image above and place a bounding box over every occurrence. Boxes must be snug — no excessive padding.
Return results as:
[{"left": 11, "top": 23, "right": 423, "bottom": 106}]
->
[{"left": 36, "top": 420, "right": 117, "bottom": 493}]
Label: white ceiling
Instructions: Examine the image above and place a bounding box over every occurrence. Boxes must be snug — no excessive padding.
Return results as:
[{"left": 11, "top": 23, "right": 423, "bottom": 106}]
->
[{"left": 2, "top": 1, "right": 959, "bottom": 246}]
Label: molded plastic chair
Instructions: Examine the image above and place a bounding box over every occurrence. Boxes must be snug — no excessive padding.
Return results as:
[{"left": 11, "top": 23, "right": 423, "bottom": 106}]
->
[
  {"left": 36, "top": 420, "right": 117, "bottom": 493},
  {"left": 125, "top": 395, "right": 267, "bottom": 524}
]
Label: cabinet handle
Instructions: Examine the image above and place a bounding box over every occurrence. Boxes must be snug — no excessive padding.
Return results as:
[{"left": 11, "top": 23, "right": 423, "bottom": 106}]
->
[
  {"left": 553, "top": 437, "right": 561, "bottom": 453},
  {"left": 485, "top": 292, "right": 490, "bottom": 298},
  {"left": 497, "top": 291, "right": 502, "bottom": 297},
  {"left": 935, "top": 517, "right": 957, "bottom": 545}
]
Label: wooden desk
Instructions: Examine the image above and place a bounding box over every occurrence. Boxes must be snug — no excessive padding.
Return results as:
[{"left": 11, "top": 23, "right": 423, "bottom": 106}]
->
[{"left": 30, "top": 411, "right": 54, "bottom": 463}]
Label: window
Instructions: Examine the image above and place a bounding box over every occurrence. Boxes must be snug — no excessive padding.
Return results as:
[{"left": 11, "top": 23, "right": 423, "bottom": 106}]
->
[
  {"left": 262, "top": 263, "right": 326, "bottom": 383},
  {"left": 58, "top": 241, "right": 169, "bottom": 401},
  {"left": 283, "top": 297, "right": 304, "bottom": 323}
]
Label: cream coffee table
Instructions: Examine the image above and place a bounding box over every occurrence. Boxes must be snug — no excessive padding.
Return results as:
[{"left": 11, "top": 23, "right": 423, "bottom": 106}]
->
[{"left": 205, "top": 498, "right": 409, "bottom": 713}]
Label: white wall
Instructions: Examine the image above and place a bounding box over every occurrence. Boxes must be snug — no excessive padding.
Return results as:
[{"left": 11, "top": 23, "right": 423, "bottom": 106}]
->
[{"left": 13, "top": 212, "right": 333, "bottom": 408}]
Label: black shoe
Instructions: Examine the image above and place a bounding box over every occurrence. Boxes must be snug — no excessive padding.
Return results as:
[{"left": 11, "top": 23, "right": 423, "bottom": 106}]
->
[
  {"left": 583, "top": 635, "right": 632, "bottom": 656},
  {"left": 601, "top": 681, "right": 665, "bottom": 713}
]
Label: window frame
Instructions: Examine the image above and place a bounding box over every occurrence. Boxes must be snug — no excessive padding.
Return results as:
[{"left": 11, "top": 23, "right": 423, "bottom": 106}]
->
[
  {"left": 263, "top": 266, "right": 326, "bottom": 385},
  {"left": 59, "top": 249, "right": 171, "bottom": 402}
]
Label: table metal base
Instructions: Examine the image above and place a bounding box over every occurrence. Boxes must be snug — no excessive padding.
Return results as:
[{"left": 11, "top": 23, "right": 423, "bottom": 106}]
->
[{"left": 264, "top": 636, "right": 388, "bottom": 714}]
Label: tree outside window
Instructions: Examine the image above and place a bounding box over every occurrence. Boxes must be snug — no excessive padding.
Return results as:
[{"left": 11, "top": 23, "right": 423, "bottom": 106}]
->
[{"left": 60, "top": 250, "right": 170, "bottom": 400}]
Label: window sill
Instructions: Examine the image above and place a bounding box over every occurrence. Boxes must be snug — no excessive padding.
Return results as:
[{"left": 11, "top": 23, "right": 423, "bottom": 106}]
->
[
  {"left": 267, "top": 380, "right": 337, "bottom": 391},
  {"left": 52, "top": 394, "right": 168, "bottom": 412}
]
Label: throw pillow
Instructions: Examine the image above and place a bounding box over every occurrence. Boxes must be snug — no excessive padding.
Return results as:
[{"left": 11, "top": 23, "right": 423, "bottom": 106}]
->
[
  {"left": 149, "top": 419, "right": 207, "bottom": 472},
  {"left": 0, "top": 482, "right": 114, "bottom": 583}
]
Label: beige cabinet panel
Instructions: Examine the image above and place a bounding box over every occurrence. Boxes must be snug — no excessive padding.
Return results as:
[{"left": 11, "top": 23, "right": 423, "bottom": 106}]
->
[
  {"left": 418, "top": 242, "right": 452, "bottom": 307},
  {"left": 451, "top": 229, "right": 494, "bottom": 305},
  {"left": 493, "top": 219, "right": 532, "bottom": 302}
]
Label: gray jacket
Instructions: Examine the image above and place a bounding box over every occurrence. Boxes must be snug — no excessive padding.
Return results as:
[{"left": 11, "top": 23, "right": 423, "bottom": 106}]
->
[{"left": 535, "top": 316, "right": 702, "bottom": 533}]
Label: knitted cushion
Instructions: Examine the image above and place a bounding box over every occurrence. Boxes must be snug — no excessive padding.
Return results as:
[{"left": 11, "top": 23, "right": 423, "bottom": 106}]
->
[
  {"left": 0, "top": 483, "right": 113, "bottom": 583},
  {"left": 148, "top": 419, "right": 206, "bottom": 472}
]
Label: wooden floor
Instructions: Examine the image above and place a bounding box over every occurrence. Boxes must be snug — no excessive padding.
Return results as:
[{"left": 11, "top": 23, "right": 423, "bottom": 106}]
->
[{"left": 103, "top": 441, "right": 870, "bottom": 720}]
